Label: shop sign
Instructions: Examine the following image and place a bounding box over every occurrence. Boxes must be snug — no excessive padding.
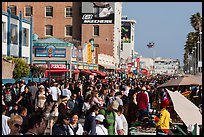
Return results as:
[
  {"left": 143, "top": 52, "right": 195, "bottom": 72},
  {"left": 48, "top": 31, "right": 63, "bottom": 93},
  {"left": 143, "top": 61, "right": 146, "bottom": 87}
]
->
[
  {"left": 89, "top": 66, "right": 93, "bottom": 70},
  {"left": 35, "top": 64, "right": 48, "bottom": 68},
  {"left": 50, "top": 64, "right": 66, "bottom": 69},
  {"left": 78, "top": 65, "right": 83, "bottom": 69},
  {"left": 35, "top": 46, "right": 66, "bottom": 58},
  {"left": 84, "top": 65, "right": 89, "bottom": 69},
  {"left": 87, "top": 43, "right": 92, "bottom": 64}
]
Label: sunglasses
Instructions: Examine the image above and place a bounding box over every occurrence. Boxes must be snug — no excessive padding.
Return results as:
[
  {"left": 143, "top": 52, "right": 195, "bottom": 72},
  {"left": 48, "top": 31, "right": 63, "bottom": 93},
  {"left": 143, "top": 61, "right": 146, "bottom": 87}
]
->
[{"left": 14, "top": 124, "right": 22, "bottom": 128}]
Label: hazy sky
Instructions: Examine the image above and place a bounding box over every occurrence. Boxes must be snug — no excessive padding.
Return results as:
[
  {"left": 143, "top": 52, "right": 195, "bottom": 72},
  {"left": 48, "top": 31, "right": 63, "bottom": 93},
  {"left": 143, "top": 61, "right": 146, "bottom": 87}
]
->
[{"left": 122, "top": 2, "right": 202, "bottom": 66}]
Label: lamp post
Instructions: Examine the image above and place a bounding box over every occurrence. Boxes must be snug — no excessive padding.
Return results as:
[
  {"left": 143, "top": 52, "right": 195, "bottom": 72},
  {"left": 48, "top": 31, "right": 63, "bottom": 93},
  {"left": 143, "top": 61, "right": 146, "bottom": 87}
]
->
[
  {"left": 198, "top": 22, "right": 202, "bottom": 73},
  {"left": 47, "top": 61, "right": 51, "bottom": 87}
]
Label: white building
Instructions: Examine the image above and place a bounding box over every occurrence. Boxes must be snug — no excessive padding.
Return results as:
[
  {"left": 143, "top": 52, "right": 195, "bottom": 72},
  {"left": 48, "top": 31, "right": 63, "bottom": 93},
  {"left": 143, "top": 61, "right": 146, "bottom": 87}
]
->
[
  {"left": 154, "top": 57, "right": 180, "bottom": 75},
  {"left": 140, "top": 57, "right": 154, "bottom": 74},
  {"left": 2, "top": 9, "right": 32, "bottom": 64},
  {"left": 120, "top": 16, "right": 136, "bottom": 65}
]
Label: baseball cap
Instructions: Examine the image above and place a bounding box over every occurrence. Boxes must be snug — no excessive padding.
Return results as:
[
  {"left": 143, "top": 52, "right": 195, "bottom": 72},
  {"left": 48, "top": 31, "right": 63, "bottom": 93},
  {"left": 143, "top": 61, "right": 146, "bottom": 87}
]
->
[
  {"left": 111, "top": 100, "right": 119, "bottom": 111},
  {"left": 96, "top": 114, "right": 105, "bottom": 122}
]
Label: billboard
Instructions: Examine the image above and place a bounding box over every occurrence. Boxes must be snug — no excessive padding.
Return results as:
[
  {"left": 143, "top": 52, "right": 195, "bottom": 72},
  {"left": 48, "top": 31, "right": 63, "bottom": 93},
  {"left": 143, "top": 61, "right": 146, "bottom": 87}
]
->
[
  {"left": 82, "top": 2, "right": 114, "bottom": 24},
  {"left": 121, "top": 22, "right": 131, "bottom": 43}
]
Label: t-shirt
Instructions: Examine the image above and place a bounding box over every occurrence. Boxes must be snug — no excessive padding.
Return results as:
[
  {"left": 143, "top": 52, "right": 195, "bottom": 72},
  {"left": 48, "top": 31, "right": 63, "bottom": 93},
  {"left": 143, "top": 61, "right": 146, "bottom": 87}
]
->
[
  {"left": 62, "top": 88, "right": 72, "bottom": 99},
  {"left": 99, "top": 109, "right": 116, "bottom": 135},
  {"left": 49, "top": 86, "right": 61, "bottom": 101},
  {"left": 20, "top": 92, "right": 32, "bottom": 107},
  {"left": 96, "top": 124, "right": 108, "bottom": 135},
  {"left": 2, "top": 115, "right": 11, "bottom": 135}
]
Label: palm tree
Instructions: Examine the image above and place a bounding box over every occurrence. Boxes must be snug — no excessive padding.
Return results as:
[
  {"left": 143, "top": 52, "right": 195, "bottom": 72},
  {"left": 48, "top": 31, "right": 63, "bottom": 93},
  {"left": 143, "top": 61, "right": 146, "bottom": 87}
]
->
[
  {"left": 183, "top": 32, "right": 198, "bottom": 73},
  {"left": 190, "top": 12, "right": 202, "bottom": 32}
]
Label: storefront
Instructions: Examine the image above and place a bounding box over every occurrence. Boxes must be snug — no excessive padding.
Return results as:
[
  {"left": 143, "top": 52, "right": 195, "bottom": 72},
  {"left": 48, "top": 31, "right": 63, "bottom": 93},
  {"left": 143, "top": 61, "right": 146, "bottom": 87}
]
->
[{"left": 33, "top": 37, "right": 73, "bottom": 82}]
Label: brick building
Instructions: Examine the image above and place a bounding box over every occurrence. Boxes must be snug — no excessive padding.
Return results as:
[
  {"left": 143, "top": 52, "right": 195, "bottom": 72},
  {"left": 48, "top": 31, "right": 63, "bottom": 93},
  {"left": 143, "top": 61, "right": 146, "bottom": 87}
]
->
[
  {"left": 2, "top": 2, "right": 81, "bottom": 42},
  {"left": 2, "top": 2, "right": 122, "bottom": 70}
]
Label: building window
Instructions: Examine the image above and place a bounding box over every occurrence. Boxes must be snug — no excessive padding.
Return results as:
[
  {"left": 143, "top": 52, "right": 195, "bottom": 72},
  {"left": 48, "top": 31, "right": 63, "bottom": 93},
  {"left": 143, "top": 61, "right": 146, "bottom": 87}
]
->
[
  {"left": 25, "top": 6, "right": 33, "bottom": 16},
  {"left": 65, "top": 7, "right": 72, "bottom": 17},
  {"left": 9, "top": 5, "right": 17, "bottom": 15},
  {"left": 45, "top": 6, "right": 53, "bottom": 17},
  {"left": 10, "top": 24, "right": 18, "bottom": 45},
  {"left": 22, "top": 28, "right": 29, "bottom": 47},
  {"left": 65, "top": 25, "right": 72, "bottom": 36},
  {"left": 93, "top": 25, "right": 99, "bottom": 36},
  {"left": 45, "top": 25, "right": 53, "bottom": 36},
  {"left": 2, "top": 22, "right": 6, "bottom": 43}
]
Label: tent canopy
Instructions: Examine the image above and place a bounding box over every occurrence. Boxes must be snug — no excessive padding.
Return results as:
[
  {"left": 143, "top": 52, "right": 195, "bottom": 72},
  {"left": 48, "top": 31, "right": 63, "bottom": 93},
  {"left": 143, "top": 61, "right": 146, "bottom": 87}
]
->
[
  {"left": 157, "top": 76, "right": 202, "bottom": 88},
  {"left": 166, "top": 89, "right": 202, "bottom": 127}
]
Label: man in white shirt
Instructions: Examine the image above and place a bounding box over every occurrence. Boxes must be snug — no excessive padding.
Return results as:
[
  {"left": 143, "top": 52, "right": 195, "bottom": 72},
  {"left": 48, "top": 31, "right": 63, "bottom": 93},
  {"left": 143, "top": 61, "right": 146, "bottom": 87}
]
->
[
  {"left": 61, "top": 83, "right": 72, "bottom": 100},
  {"left": 2, "top": 105, "right": 10, "bottom": 135},
  {"left": 95, "top": 114, "right": 108, "bottom": 135},
  {"left": 49, "top": 83, "right": 61, "bottom": 102},
  {"left": 116, "top": 105, "right": 128, "bottom": 135}
]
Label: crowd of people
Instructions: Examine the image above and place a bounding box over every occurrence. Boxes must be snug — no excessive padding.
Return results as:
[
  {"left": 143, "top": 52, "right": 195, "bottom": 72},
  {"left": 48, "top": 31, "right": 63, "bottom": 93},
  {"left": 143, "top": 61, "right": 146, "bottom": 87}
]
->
[{"left": 2, "top": 74, "right": 200, "bottom": 135}]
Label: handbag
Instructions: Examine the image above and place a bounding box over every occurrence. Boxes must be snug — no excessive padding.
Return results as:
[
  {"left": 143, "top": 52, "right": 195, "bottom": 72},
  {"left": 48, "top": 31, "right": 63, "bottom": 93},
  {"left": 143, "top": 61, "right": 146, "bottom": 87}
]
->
[{"left": 50, "top": 103, "right": 59, "bottom": 117}]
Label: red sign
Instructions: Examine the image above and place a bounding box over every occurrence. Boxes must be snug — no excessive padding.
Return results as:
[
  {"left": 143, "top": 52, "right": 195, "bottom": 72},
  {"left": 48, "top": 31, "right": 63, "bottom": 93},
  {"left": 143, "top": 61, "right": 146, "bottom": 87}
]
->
[
  {"left": 141, "top": 68, "right": 148, "bottom": 74},
  {"left": 50, "top": 64, "right": 66, "bottom": 69},
  {"left": 34, "top": 64, "right": 66, "bottom": 69},
  {"left": 136, "top": 57, "right": 140, "bottom": 73}
]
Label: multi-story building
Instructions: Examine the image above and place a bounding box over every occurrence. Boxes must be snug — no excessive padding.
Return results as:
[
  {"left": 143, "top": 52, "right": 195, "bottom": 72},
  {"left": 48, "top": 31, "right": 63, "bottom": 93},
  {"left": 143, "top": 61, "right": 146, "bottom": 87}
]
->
[
  {"left": 2, "top": 9, "right": 32, "bottom": 64},
  {"left": 81, "top": 2, "right": 122, "bottom": 70},
  {"left": 2, "top": 2, "right": 81, "bottom": 43},
  {"left": 120, "top": 16, "right": 136, "bottom": 65},
  {"left": 2, "top": 2, "right": 123, "bottom": 72},
  {"left": 154, "top": 57, "right": 180, "bottom": 75}
]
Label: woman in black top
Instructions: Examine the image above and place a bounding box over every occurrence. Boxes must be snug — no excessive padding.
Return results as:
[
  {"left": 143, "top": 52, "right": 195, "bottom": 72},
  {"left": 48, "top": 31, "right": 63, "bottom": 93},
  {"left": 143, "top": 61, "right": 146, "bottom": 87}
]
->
[{"left": 16, "top": 86, "right": 32, "bottom": 115}]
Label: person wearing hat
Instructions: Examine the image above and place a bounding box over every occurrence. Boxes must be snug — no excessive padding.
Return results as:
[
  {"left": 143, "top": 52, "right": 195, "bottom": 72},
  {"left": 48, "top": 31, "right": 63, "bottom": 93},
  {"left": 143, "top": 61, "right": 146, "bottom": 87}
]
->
[
  {"left": 136, "top": 86, "right": 148, "bottom": 121},
  {"left": 34, "top": 85, "right": 47, "bottom": 112},
  {"left": 58, "top": 96, "right": 69, "bottom": 117},
  {"left": 99, "top": 100, "right": 120, "bottom": 135},
  {"left": 155, "top": 99, "right": 170, "bottom": 135},
  {"left": 95, "top": 114, "right": 108, "bottom": 135}
]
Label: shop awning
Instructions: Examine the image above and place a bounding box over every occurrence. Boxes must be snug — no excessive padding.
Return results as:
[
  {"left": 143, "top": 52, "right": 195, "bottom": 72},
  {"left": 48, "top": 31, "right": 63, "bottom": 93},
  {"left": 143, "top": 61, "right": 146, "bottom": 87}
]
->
[
  {"left": 46, "top": 69, "right": 70, "bottom": 72},
  {"left": 81, "top": 69, "right": 93, "bottom": 75},
  {"left": 91, "top": 70, "right": 107, "bottom": 77},
  {"left": 72, "top": 70, "right": 80, "bottom": 74}
]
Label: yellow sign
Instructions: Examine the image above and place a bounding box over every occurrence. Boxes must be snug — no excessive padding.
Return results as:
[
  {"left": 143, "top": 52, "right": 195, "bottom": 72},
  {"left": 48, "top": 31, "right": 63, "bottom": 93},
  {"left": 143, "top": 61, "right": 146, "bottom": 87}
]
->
[{"left": 87, "top": 43, "right": 92, "bottom": 64}]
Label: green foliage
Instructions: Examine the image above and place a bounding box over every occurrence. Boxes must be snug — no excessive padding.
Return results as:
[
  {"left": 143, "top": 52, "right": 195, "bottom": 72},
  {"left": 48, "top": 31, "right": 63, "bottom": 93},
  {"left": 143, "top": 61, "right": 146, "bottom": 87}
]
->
[
  {"left": 30, "top": 65, "right": 46, "bottom": 78},
  {"left": 190, "top": 12, "right": 202, "bottom": 31},
  {"left": 6, "top": 57, "right": 30, "bottom": 80}
]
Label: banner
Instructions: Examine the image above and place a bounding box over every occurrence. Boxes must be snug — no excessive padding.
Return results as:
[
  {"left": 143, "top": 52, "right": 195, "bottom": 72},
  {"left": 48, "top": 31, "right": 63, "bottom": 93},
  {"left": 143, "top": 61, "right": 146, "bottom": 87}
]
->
[{"left": 87, "top": 43, "right": 92, "bottom": 64}]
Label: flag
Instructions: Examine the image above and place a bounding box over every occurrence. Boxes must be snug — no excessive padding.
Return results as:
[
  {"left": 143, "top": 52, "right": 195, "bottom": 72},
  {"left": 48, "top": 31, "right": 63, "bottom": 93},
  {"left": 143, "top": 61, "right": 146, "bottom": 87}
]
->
[{"left": 147, "top": 42, "right": 155, "bottom": 48}]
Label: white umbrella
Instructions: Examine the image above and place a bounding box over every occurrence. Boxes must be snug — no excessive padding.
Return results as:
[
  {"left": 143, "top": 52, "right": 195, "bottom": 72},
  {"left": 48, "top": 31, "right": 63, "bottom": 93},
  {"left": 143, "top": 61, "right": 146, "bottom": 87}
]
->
[{"left": 166, "top": 89, "right": 202, "bottom": 127}]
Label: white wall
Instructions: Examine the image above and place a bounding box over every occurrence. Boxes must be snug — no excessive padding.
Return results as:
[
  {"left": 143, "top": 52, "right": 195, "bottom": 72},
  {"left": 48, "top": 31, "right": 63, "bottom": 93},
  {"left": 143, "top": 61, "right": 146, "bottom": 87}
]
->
[{"left": 114, "top": 2, "right": 122, "bottom": 68}]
